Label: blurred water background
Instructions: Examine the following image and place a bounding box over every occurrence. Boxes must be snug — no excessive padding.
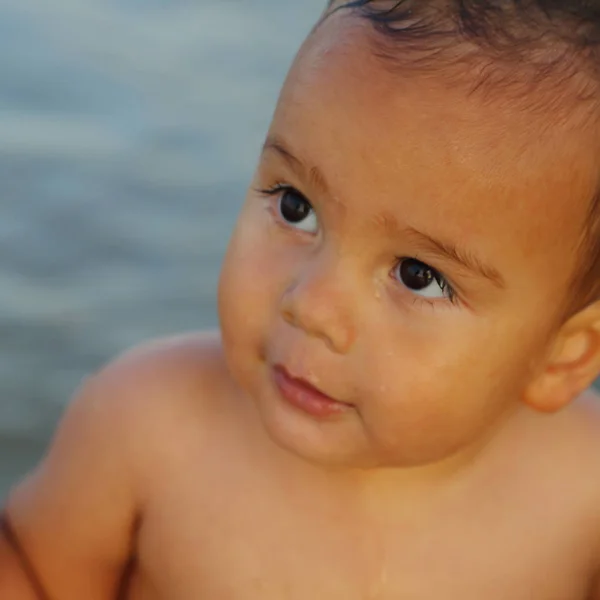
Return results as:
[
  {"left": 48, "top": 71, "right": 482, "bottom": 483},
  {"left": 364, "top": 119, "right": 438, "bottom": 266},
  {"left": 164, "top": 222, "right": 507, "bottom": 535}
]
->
[
  {"left": 0, "top": 0, "right": 324, "bottom": 496},
  {"left": 0, "top": 1, "right": 598, "bottom": 499}
]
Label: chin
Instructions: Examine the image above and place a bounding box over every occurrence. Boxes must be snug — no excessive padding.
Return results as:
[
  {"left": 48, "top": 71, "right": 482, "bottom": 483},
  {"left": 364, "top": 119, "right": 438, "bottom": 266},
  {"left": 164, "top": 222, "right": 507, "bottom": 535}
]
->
[
  {"left": 257, "top": 397, "right": 482, "bottom": 472},
  {"left": 249, "top": 384, "right": 380, "bottom": 469}
]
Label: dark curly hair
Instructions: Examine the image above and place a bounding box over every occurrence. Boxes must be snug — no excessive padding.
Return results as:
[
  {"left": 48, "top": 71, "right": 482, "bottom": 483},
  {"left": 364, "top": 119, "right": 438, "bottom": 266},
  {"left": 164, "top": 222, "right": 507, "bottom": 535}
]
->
[{"left": 324, "top": 0, "right": 600, "bottom": 313}]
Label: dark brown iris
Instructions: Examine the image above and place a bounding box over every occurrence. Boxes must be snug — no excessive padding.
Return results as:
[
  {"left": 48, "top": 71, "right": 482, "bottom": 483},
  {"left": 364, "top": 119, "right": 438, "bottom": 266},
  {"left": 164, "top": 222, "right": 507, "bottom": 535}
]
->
[
  {"left": 400, "top": 259, "right": 435, "bottom": 291},
  {"left": 280, "top": 190, "right": 311, "bottom": 223}
]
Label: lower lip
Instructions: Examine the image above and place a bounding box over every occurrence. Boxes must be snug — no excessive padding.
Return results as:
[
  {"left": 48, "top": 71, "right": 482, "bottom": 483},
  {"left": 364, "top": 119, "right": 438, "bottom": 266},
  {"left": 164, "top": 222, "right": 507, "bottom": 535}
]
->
[{"left": 272, "top": 367, "right": 351, "bottom": 419}]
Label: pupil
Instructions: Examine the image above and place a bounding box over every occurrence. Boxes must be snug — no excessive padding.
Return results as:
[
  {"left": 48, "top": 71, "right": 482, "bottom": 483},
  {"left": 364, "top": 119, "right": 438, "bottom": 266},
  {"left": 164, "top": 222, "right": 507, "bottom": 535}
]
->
[
  {"left": 401, "top": 259, "right": 434, "bottom": 290},
  {"left": 280, "top": 191, "right": 310, "bottom": 223}
]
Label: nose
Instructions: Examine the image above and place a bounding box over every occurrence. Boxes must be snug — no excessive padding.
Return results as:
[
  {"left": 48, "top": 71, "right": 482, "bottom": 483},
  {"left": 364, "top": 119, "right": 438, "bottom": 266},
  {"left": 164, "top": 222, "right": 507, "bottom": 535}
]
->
[{"left": 279, "top": 256, "right": 357, "bottom": 355}]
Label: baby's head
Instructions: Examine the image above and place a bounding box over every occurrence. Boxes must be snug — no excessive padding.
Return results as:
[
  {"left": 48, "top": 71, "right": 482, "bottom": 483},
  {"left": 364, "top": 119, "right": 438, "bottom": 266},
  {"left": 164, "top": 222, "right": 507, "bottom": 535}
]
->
[{"left": 219, "top": 1, "right": 600, "bottom": 471}]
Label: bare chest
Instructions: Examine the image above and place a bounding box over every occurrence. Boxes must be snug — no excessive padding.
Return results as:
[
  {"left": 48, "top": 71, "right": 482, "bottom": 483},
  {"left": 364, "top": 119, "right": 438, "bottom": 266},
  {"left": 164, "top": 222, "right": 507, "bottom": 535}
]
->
[{"left": 126, "top": 482, "right": 592, "bottom": 600}]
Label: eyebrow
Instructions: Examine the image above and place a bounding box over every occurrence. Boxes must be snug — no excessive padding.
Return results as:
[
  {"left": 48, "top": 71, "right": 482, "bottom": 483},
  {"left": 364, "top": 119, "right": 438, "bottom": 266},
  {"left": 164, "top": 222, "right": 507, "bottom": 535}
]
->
[
  {"left": 262, "top": 136, "right": 505, "bottom": 288},
  {"left": 404, "top": 225, "right": 505, "bottom": 288},
  {"left": 263, "top": 135, "right": 331, "bottom": 196}
]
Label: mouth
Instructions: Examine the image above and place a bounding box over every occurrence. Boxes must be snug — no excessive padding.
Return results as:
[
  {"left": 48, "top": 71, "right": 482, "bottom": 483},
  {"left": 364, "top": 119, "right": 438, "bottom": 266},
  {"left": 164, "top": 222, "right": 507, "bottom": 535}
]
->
[{"left": 272, "top": 365, "right": 353, "bottom": 419}]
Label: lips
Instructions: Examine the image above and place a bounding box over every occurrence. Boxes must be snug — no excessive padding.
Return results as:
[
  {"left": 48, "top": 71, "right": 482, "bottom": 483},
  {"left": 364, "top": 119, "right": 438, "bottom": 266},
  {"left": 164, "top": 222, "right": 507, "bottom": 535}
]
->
[{"left": 272, "top": 365, "right": 352, "bottom": 419}]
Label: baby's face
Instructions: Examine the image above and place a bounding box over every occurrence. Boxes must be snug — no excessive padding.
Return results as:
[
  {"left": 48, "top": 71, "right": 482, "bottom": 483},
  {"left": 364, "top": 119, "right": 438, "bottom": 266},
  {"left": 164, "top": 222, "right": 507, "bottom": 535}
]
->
[{"left": 219, "top": 13, "right": 597, "bottom": 469}]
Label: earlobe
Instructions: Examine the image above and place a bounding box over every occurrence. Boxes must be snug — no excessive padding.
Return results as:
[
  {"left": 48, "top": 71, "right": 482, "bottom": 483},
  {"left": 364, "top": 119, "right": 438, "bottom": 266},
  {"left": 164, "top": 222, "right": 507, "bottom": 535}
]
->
[
  {"left": 524, "top": 362, "right": 589, "bottom": 414},
  {"left": 523, "top": 302, "right": 600, "bottom": 413}
]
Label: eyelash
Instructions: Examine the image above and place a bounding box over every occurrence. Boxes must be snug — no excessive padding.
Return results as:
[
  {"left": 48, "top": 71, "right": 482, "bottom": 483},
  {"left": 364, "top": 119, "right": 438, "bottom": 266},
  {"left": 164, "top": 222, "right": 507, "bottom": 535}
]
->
[
  {"left": 256, "top": 182, "right": 297, "bottom": 198},
  {"left": 256, "top": 182, "right": 310, "bottom": 227},
  {"left": 440, "top": 279, "right": 457, "bottom": 304},
  {"left": 256, "top": 182, "right": 459, "bottom": 306}
]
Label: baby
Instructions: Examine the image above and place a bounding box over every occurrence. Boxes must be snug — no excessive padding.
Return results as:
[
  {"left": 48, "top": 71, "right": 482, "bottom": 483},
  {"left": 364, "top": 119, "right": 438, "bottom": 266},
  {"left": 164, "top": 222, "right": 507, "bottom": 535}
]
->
[{"left": 2, "top": 1, "right": 600, "bottom": 598}]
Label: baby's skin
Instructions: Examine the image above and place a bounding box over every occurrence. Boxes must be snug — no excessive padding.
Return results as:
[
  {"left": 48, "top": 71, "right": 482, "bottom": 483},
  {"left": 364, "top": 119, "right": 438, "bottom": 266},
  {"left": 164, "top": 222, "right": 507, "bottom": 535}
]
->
[{"left": 2, "top": 6, "right": 600, "bottom": 600}]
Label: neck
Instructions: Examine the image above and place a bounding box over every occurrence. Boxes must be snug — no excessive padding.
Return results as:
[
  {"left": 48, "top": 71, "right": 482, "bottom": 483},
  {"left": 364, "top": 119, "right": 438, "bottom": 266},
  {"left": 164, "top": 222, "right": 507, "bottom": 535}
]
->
[{"left": 278, "top": 401, "right": 527, "bottom": 507}]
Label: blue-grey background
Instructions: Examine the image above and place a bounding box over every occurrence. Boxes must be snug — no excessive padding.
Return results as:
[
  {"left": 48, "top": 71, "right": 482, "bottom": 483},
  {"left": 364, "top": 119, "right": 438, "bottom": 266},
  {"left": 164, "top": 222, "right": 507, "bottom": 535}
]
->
[
  {"left": 0, "top": 0, "right": 324, "bottom": 496},
  {"left": 0, "top": 2, "right": 597, "bottom": 499}
]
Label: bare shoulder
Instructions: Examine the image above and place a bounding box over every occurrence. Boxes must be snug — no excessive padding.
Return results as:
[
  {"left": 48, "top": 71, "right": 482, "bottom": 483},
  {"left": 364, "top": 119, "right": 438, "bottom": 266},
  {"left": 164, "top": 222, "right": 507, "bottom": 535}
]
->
[
  {"left": 3, "top": 333, "right": 231, "bottom": 599},
  {"left": 527, "top": 389, "right": 600, "bottom": 506},
  {"left": 89, "top": 330, "right": 232, "bottom": 416},
  {"left": 84, "top": 330, "right": 239, "bottom": 478},
  {"left": 563, "top": 388, "right": 600, "bottom": 514},
  {"left": 41, "top": 331, "right": 231, "bottom": 451},
  {"left": 96, "top": 329, "right": 227, "bottom": 386},
  {"left": 569, "top": 387, "right": 600, "bottom": 438},
  {"left": 578, "top": 386, "right": 600, "bottom": 405},
  {"left": 553, "top": 388, "right": 600, "bottom": 467},
  {"left": 573, "top": 390, "right": 600, "bottom": 598}
]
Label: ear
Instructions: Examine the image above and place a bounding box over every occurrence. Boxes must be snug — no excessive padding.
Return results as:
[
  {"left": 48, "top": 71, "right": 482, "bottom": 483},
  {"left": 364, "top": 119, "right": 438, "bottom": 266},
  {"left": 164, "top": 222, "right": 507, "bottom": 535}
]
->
[{"left": 523, "top": 300, "right": 600, "bottom": 413}]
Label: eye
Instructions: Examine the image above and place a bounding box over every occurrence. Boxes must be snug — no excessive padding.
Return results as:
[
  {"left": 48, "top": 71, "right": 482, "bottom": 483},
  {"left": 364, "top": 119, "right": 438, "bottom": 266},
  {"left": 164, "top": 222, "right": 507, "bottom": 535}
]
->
[
  {"left": 276, "top": 186, "right": 319, "bottom": 234},
  {"left": 394, "top": 258, "right": 455, "bottom": 301}
]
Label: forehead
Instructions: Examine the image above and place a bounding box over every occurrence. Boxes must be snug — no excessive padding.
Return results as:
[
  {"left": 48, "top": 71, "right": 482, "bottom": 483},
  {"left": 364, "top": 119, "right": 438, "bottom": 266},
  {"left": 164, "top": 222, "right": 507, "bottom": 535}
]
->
[{"left": 269, "top": 15, "right": 598, "bottom": 279}]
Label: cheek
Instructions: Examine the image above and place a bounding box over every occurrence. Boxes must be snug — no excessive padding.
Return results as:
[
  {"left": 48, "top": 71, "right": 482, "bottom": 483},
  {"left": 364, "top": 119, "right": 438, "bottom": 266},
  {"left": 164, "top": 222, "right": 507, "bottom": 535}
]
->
[
  {"left": 372, "top": 309, "right": 539, "bottom": 395},
  {"left": 357, "top": 317, "right": 539, "bottom": 463},
  {"left": 218, "top": 205, "right": 285, "bottom": 381},
  {"left": 220, "top": 221, "right": 270, "bottom": 331}
]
